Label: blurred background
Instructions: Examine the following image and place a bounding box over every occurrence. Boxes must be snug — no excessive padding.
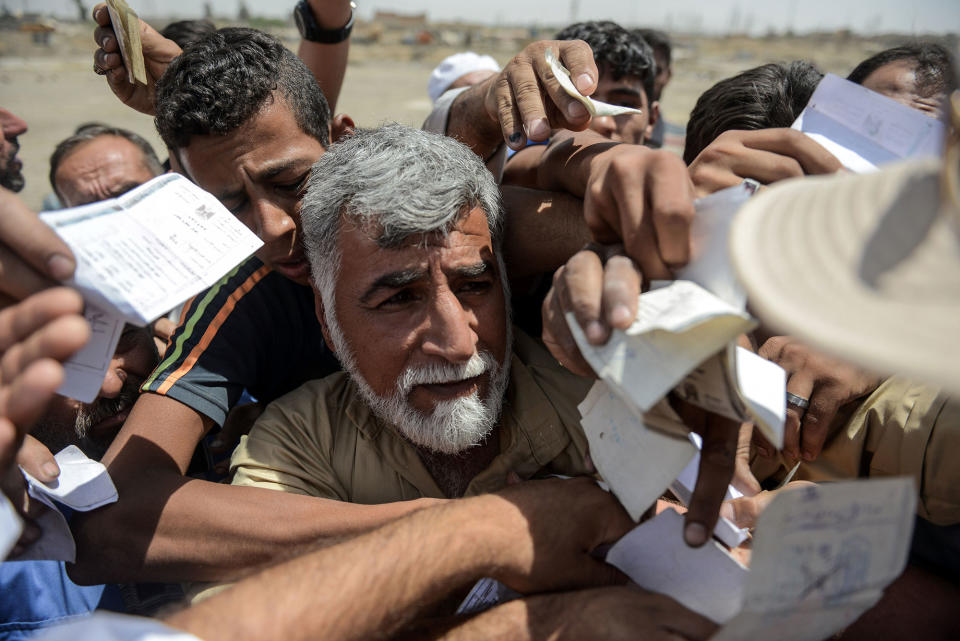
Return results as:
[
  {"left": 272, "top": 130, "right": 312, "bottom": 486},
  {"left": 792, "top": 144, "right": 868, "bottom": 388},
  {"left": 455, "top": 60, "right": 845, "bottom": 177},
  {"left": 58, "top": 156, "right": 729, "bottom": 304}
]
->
[{"left": 1, "top": 0, "right": 958, "bottom": 209}]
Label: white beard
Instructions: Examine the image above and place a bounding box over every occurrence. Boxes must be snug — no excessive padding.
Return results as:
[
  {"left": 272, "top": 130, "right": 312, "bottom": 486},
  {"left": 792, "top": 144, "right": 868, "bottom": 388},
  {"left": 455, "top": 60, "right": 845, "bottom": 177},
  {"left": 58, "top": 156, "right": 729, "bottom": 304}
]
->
[{"left": 324, "top": 310, "right": 512, "bottom": 455}]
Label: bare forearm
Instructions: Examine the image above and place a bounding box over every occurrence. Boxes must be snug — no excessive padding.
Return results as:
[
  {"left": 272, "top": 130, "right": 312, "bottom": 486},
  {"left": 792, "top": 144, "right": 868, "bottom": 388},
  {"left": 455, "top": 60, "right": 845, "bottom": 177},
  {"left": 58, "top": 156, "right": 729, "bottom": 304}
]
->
[
  {"left": 165, "top": 497, "right": 504, "bottom": 641},
  {"left": 501, "top": 186, "right": 589, "bottom": 279},
  {"left": 298, "top": 0, "right": 352, "bottom": 112},
  {"left": 536, "top": 129, "right": 620, "bottom": 196},
  {"left": 70, "top": 473, "right": 439, "bottom": 584}
]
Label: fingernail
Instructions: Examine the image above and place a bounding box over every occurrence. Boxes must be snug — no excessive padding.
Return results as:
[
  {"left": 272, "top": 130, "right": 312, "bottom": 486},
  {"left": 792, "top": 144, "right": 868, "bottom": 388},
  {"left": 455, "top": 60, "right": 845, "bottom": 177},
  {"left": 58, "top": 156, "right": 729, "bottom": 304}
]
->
[
  {"left": 47, "top": 253, "right": 75, "bottom": 280},
  {"left": 41, "top": 462, "right": 60, "bottom": 480},
  {"left": 524, "top": 118, "right": 550, "bottom": 140},
  {"left": 566, "top": 100, "right": 588, "bottom": 120},
  {"left": 684, "top": 522, "right": 708, "bottom": 547},
  {"left": 586, "top": 321, "right": 605, "bottom": 343},
  {"left": 575, "top": 73, "right": 593, "bottom": 93},
  {"left": 610, "top": 304, "right": 632, "bottom": 326},
  {"left": 508, "top": 131, "right": 523, "bottom": 146}
]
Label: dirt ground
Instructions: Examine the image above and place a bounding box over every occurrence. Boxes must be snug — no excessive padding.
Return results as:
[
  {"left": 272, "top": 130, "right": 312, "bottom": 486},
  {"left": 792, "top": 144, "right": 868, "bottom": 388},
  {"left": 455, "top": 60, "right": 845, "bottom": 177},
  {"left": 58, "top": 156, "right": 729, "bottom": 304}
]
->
[{"left": 0, "top": 20, "right": 920, "bottom": 210}]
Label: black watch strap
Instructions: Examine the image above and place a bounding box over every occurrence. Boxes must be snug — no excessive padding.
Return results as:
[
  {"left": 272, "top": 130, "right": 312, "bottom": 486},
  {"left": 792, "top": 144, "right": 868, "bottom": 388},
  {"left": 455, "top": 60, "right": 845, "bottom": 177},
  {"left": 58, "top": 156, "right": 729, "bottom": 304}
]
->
[{"left": 294, "top": 0, "right": 355, "bottom": 44}]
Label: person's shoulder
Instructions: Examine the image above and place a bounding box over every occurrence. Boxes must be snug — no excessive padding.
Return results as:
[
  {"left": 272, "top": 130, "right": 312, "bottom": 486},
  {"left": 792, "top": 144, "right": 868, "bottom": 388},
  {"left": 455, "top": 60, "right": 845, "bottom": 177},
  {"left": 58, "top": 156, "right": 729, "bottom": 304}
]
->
[{"left": 253, "top": 372, "right": 363, "bottom": 439}]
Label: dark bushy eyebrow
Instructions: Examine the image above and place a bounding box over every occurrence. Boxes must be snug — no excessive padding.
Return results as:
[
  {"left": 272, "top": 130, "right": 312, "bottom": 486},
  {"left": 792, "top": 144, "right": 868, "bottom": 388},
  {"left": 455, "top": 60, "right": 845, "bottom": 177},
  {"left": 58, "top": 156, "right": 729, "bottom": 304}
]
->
[
  {"left": 454, "top": 261, "right": 493, "bottom": 278},
  {"left": 360, "top": 268, "right": 427, "bottom": 304},
  {"left": 359, "top": 261, "right": 494, "bottom": 304}
]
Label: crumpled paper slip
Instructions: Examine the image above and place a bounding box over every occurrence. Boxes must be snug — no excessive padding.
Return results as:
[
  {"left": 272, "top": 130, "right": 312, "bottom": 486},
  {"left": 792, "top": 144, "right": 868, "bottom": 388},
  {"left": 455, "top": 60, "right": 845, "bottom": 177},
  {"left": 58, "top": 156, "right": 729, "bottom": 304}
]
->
[
  {"left": 22, "top": 445, "right": 119, "bottom": 511},
  {"left": 545, "top": 48, "right": 643, "bottom": 117},
  {"left": 579, "top": 383, "right": 696, "bottom": 521},
  {"left": 567, "top": 280, "right": 756, "bottom": 417},
  {"left": 15, "top": 446, "right": 119, "bottom": 562}
]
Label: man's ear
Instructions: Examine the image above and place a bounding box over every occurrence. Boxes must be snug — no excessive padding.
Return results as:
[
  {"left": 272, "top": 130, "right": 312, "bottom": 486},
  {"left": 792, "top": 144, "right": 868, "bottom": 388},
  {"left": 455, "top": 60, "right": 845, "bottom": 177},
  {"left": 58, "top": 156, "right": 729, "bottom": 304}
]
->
[
  {"left": 645, "top": 100, "right": 660, "bottom": 140},
  {"left": 330, "top": 114, "right": 356, "bottom": 143},
  {"left": 312, "top": 287, "right": 336, "bottom": 354}
]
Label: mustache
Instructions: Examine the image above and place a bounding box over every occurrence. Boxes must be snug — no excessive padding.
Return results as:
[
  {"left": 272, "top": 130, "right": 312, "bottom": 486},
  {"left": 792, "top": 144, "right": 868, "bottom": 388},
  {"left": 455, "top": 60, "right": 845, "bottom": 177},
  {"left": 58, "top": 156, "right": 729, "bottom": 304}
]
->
[
  {"left": 396, "top": 351, "right": 496, "bottom": 395},
  {"left": 75, "top": 377, "right": 142, "bottom": 438}
]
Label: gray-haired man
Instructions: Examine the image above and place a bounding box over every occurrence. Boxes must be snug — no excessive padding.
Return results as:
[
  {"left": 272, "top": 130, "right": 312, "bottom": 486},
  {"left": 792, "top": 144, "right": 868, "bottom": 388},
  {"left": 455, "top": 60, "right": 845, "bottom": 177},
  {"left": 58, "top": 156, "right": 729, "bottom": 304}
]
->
[{"left": 230, "top": 123, "right": 596, "bottom": 502}]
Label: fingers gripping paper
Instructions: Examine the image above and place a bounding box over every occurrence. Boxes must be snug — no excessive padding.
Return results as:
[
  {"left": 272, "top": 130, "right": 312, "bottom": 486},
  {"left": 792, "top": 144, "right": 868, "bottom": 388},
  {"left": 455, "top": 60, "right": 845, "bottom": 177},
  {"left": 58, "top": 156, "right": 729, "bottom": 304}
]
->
[
  {"left": 544, "top": 48, "right": 643, "bottom": 117},
  {"left": 106, "top": 0, "right": 148, "bottom": 85},
  {"left": 608, "top": 477, "right": 917, "bottom": 639}
]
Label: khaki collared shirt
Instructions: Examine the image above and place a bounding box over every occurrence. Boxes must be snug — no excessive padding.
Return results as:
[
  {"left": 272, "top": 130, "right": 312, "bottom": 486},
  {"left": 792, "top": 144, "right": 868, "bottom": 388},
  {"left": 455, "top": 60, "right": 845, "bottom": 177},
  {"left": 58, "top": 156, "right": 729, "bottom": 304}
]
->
[
  {"left": 752, "top": 376, "right": 960, "bottom": 525},
  {"left": 230, "top": 331, "right": 594, "bottom": 501}
]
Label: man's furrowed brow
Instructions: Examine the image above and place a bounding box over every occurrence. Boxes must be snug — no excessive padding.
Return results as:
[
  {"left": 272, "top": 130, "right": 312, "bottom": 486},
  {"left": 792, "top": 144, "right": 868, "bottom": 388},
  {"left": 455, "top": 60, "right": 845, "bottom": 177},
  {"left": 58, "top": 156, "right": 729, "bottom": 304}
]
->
[
  {"left": 253, "top": 159, "right": 310, "bottom": 181},
  {"left": 360, "top": 268, "right": 428, "bottom": 304}
]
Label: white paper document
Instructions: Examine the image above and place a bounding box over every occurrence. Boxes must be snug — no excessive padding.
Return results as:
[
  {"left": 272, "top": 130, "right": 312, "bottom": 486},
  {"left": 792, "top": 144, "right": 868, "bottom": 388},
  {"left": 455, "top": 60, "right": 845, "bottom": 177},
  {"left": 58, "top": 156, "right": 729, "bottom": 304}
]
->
[
  {"left": 579, "top": 382, "right": 696, "bottom": 520},
  {"left": 568, "top": 280, "right": 756, "bottom": 415},
  {"left": 674, "top": 345, "right": 786, "bottom": 448},
  {"left": 40, "top": 173, "right": 263, "bottom": 402},
  {"left": 608, "top": 478, "right": 916, "bottom": 639},
  {"left": 607, "top": 507, "right": 748, "bottom": 623},
  {"left": 57, "top": 302, "right": 125, "bottom": 403},
  {"left": 545, "top": 48, "right": 644, "bottom": 117},
  {"left": 792, "top": 73, "right": 946, "bottom": 173},
  {"left": 17, "top": 446, "right": 120, "bottom": 562},
  {"left": 677, "top": 182, "right": 758, "bottom": 310}
]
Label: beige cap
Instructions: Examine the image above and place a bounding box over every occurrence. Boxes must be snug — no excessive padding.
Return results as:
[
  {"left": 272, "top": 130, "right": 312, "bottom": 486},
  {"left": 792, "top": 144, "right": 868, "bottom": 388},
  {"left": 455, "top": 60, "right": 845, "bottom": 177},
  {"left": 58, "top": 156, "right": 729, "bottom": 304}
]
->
[{"left": 730, "top": 156, "right": 960, "bottom": 394}]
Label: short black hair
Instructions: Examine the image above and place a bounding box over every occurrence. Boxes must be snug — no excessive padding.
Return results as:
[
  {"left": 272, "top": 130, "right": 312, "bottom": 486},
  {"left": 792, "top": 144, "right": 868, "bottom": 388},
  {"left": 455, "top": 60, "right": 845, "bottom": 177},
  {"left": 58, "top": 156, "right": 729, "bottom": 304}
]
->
[
  {"left": 847, "top": 43, "right": 955, "bottom": 98},
  {"left": 556, "top": 20, "right": 657, "bottom": 103},
  {"left": 49, "top": 122, "right": 164, "bottom": 199},
  {"left": 683, "top": 61, "right": 823, "bottom": 165},
  {"left": 633, "top": 28, "right": 671, "bottom": 70},
  {"left": 160, "top": 19, "right": 217, "bottom": 50},
  {"left": 155, "top": 27, "right": 331, "bottom": 153}
]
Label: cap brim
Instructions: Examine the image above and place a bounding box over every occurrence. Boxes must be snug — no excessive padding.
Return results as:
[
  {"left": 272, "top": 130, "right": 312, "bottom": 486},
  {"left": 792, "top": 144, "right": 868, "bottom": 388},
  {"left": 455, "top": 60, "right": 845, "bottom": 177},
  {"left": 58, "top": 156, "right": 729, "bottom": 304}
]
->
[{"left": 730, "top": 159, "right": 960, "bottom": 394}]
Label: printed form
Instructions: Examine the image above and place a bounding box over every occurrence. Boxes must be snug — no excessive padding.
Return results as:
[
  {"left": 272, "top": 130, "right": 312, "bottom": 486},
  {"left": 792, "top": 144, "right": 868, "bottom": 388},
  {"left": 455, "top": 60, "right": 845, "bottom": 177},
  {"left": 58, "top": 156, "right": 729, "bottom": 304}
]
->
[{"left": 40, "top": 173, "right": 262, "bottom": 402}]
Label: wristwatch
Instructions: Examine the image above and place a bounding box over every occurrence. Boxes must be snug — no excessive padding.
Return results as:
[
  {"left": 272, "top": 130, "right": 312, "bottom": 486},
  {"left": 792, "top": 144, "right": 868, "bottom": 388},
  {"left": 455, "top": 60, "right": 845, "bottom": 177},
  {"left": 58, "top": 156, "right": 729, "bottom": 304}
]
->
[{"left": 293, "top": 1, "right": 356, "bottom": 44}]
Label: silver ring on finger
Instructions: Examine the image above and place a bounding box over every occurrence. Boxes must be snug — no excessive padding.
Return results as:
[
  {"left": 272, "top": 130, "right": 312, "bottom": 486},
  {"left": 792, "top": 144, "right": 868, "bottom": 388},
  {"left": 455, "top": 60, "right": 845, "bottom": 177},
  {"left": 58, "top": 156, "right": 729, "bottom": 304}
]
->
[{"left": 786, "top": 392, "right": 810, "bottom": 411}]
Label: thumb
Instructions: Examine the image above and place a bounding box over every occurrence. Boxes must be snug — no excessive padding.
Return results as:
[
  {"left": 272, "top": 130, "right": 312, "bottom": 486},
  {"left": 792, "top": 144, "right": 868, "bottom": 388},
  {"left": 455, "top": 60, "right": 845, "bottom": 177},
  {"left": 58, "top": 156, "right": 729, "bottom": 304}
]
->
[{"left": 16, "top": 435, "right": 59, "bottom": 483}]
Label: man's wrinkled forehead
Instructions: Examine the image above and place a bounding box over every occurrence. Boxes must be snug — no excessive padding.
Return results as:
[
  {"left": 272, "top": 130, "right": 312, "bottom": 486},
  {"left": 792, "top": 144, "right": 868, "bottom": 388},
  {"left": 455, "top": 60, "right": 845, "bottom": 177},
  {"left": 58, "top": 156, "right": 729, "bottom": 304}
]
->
[{"left": 342, "top": 205, "right": 493, "bottom": 250}]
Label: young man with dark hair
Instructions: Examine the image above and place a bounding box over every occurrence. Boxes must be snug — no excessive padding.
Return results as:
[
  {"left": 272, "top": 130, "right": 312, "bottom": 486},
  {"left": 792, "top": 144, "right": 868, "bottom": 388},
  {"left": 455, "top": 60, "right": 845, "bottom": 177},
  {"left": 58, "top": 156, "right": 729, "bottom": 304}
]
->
[
  {"left": 553, "top": 20, "right": 659, "bottom": 145},
  {"left": 683, "top": 61, "right": 824, "bottom": 165},
  {"left": 847, "top": 42, "right": 955, "bottom": 117},
  {"left": 159, "top": 18, "right": 216, "bottom": 50},
  {"left": 71, "top": 24, "right": 356, "bottom": 586}
]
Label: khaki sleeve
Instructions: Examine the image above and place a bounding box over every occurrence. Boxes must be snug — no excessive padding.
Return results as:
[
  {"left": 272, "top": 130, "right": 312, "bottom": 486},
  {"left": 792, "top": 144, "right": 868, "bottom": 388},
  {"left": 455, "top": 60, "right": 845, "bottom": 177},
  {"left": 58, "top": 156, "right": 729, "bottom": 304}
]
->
[
  {"left": 229, "top": 381, "right": 349, "bottom": 501},
  {"left": 802, "top": 377, "right": 960, "bottom": 526}
]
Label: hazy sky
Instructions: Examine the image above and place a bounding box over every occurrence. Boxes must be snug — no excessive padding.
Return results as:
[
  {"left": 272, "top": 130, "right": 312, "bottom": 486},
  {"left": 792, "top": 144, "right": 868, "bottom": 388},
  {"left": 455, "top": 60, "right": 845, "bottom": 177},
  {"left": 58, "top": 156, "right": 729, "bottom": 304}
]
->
[{"left": 15, "top": 0, "right": 960, "bottom": 35}]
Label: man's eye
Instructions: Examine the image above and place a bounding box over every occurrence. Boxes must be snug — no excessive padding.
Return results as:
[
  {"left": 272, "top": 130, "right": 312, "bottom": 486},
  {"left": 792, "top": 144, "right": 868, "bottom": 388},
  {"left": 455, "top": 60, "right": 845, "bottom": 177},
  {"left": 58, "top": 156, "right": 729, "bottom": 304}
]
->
[
  {"left": 378, "top": 290, "right": 418, "bottom": 308},
  {"left": 459, "top": 280, "right": 493, "bottom": 294},
  {"left": 278, "top": 173, "right": 310, "bottom": 194}
]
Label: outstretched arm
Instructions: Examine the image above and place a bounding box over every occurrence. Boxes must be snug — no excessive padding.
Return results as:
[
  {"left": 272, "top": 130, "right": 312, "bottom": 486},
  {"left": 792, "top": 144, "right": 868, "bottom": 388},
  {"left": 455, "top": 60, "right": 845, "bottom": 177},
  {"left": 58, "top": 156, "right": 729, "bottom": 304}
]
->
[{"left": 165, "top": 478, "right": 637, "bottom": 641}]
